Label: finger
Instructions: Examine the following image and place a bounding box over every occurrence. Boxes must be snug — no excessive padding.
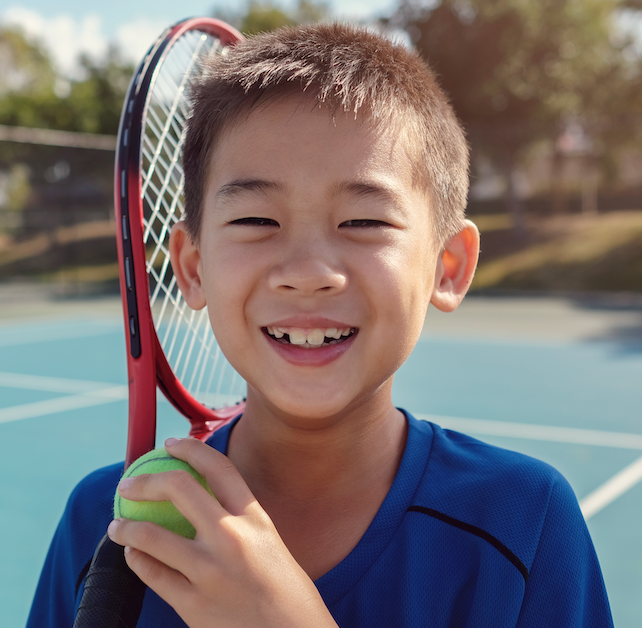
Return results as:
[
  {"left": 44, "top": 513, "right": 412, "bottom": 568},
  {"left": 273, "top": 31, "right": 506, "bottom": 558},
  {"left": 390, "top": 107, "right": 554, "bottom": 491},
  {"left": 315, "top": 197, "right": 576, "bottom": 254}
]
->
[
  {"left": 108, "top": 517, "right": 204, "bottom": 581},
  {"left": 117, "top": 467, "right": 227, "bottom": 536},
  {"left": 122, "top": 542, "right": 195, "bottom": 610},
  {"left": 165, "top": 438, "right": 257, "bottom": 515}
]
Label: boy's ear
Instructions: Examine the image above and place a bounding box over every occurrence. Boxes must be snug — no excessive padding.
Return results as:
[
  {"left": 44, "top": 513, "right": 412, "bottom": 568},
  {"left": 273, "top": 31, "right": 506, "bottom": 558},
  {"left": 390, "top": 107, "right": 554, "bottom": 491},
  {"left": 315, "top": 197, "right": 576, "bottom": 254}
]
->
[
  {"left": 430, "top": 220, "right": 480, "bottom": 313},
  {"left": 168, "top": 222, "right": 207, "bottom": 310}
]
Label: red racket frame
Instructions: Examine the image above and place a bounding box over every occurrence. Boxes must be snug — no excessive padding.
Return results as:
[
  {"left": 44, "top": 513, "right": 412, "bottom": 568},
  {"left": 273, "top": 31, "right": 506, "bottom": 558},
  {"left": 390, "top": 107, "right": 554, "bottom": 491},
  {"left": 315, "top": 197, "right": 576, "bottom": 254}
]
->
[{"left": 114, "top": 18, "right": 246, "bottom": 467}]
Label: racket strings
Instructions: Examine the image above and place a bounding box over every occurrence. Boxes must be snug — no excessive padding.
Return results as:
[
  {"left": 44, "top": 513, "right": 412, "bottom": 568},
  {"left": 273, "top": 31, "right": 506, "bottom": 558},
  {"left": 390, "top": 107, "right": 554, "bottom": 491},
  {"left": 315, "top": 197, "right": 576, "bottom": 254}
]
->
[{"left": 140, "top": 30, "right": 246, "bottom": 409}]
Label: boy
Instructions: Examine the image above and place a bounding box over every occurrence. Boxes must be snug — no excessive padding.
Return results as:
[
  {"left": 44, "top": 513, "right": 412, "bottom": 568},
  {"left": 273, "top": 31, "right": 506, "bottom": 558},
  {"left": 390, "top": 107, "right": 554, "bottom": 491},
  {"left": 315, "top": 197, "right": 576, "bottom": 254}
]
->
[{"left": 29, "top": 23, "right": 612, "bottom": 627}]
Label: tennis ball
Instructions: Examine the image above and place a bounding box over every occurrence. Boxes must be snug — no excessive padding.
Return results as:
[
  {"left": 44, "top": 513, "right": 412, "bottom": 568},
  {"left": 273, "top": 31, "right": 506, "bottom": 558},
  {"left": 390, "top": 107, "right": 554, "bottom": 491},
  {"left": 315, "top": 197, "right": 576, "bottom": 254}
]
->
[{"left": 114, "top": 447, "right": 214, "bottom": 539}]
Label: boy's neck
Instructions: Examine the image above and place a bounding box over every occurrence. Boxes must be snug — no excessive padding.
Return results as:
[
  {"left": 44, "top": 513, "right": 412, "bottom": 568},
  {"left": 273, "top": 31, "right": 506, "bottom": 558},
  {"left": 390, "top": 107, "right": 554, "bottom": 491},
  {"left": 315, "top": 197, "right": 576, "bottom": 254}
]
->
[
  {"left": 227, "top": 395, "right": 407, "bottom": 502},
  {"left": 226, "top": 396, "right": 408, "bottom": 580}
]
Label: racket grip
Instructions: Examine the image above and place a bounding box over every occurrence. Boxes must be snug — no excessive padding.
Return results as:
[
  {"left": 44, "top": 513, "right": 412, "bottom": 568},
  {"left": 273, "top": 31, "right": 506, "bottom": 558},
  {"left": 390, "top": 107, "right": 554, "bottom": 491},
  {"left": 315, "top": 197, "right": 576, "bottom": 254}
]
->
[{"left": 73, "top": 534, "right": 147, "bottom": 628}]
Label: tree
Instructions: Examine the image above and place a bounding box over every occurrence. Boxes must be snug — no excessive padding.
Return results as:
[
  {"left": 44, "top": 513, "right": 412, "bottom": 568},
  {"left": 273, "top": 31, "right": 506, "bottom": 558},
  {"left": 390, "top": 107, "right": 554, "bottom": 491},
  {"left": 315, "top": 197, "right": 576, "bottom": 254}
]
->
[
  {"left": 0, "top": 27, "right": 55, "bottom": 96},
  {"left": 62, "top": 49, "right": 134, "bottom": 135},
  {"left": 385, "top": 0, "right": 639, "bottom": 223},
  {"left": 213, "top": 0, "right": 331, "bottom": 35},
  {"left": 241, "top": 2, "right": 296, "bottom": 34},
  {"left": 0, "top": 27, "right": 133, "bottom": 135},
  {"left": 0, "top": 26, "right": 59, "bottom": 129}
]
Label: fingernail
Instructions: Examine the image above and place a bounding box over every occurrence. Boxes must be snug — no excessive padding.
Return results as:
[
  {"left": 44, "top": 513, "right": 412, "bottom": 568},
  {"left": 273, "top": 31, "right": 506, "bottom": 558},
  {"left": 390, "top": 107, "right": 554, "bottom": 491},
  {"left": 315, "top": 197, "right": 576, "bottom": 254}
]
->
[
  {"left": 124, "top": 546, "right": 132, "bottom": 555},
  {"left": 108, "top": 519, "right": 121, "bottom": 537},
  {"left": 165, "top": 437, "right": 180, "bottom": 447},
  {"left": 119, "top": 477, "right": 134, "bottom": 491}
]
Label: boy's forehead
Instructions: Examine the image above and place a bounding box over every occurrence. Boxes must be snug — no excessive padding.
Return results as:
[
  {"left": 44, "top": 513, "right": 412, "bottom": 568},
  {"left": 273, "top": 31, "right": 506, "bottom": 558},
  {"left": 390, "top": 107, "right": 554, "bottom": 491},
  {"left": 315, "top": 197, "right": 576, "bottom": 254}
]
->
[{"left": 209, "top": 95, "right": 423, "bottom": 191}]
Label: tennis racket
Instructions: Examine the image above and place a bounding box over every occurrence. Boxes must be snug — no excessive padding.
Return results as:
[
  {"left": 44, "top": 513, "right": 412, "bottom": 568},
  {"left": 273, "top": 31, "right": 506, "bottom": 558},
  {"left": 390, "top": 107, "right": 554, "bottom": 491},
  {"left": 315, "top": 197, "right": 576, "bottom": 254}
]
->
[
  {"left": 116, "top": 17, "right": 246, "bottom": 468},
  {"left": 73, "top": 18, "right": 245, "bottom": 628}
]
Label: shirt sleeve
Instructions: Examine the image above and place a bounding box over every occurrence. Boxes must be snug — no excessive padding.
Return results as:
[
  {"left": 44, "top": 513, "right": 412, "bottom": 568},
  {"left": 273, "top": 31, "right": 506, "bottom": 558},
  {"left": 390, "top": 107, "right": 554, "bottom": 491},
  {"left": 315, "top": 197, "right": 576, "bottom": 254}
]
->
[
  {"left": 26, "top": 463, "right": 123, "bottom": 628},
  {"left": 516, "top": 476, "right": 614, "bottom": 628}
]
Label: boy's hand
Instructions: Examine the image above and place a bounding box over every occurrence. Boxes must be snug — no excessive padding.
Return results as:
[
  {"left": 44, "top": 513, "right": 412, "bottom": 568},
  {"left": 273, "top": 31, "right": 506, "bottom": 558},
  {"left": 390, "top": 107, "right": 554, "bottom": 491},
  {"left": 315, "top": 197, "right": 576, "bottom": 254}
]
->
[{"left": 107, "top": 438, "right": 337, "bottom": 628}]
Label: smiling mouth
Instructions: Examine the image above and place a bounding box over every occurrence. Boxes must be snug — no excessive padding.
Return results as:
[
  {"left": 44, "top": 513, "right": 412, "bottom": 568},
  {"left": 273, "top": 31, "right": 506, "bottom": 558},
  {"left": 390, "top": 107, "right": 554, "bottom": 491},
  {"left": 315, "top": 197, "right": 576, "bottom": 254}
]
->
[{"left": 263, "top": 326, "right": 357, "bottom": 348}]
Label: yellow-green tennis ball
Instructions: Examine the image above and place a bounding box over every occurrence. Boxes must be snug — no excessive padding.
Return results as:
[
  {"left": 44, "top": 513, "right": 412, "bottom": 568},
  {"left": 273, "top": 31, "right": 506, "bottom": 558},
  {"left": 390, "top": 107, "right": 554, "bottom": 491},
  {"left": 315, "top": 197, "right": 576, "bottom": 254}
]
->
[{"left": 114, "top": 447, "right": 214, "bottom": 539}]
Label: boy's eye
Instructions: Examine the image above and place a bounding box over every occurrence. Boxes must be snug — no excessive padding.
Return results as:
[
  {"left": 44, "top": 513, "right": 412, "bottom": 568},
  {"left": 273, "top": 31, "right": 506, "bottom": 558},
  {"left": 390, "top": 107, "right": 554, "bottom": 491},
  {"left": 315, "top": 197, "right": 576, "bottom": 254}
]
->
[
  {"left": 340, "top": 219, "right": 389, "bottom": 228},
  {"left": 229, "top": 217, "right": 279, "bottom": 227}
]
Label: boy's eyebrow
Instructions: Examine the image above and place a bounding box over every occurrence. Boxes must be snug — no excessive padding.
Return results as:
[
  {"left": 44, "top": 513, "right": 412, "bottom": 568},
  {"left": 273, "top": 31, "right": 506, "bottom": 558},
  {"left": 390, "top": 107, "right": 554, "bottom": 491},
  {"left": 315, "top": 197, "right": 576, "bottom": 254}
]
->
[
  {"left": 334, "top": 181, "right": 401, "bottom": 204},
  {"left": 215, "top": 178, "right": 284, "bottom": 200},
  {"left": 215, "top": 178, "right": 401, "bottom": 204}
]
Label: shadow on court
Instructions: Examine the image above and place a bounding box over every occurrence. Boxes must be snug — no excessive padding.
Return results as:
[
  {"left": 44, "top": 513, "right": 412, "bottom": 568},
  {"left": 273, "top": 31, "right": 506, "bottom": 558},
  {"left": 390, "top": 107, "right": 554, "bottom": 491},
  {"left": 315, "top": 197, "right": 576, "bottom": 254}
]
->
[{"left": 568, "top": 293, "right": 642, "bottom": 354}]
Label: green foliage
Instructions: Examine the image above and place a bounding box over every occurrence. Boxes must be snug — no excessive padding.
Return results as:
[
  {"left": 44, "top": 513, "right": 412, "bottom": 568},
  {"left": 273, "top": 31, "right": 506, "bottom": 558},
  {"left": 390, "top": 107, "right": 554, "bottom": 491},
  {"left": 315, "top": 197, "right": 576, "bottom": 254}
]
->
[
  {"left": 0, "top": 2, "right": 330, "bottom": 135},
  {"left": 385, "top": 0, "right": 642, "bottom": 220},
  {"left": 64, "top": 49, "right": 134, "bottom": 134},
  {"left": 241, "top": 2, "right": 296, "bottom": 34},
  {"left": 0, "top": 27, "right": 55, "bottom": 95},
  {"left": 390, "top": 0, "right": 629, "bottom": 164},
  {"left": 213, "top": 0, "right": 331, "bottom": 35},
  {"left": 0, "top": 27, "right": 133, "bottom": 135},
  {"left": 295, "top": 0, "right": 332, "bottom": 24}
]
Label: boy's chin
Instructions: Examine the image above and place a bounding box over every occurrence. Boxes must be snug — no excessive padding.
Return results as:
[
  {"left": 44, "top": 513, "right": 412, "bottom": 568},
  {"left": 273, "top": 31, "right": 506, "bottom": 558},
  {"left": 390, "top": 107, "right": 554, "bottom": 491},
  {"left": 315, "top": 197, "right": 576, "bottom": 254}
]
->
[
  {"left": 246, "top": 381, "right": 392, "bottom": 431},
  {"left": 260, "top": 395, "right": 354, "bottom": 427}
]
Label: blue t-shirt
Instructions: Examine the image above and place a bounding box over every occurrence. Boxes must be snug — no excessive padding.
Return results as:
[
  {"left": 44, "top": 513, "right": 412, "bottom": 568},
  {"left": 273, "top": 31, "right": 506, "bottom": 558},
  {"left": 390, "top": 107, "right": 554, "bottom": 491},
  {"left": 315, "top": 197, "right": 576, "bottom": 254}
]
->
[{"left": 28, "top": 412, "right": 613, "bottom": 627}]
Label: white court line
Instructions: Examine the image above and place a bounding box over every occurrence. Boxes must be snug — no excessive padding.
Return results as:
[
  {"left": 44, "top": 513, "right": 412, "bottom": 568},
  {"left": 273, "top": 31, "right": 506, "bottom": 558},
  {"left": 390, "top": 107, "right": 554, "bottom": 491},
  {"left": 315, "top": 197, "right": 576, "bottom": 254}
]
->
[
  {"left": 416, "top": 414, "right": 642, "bottom": 451},
  {"left": 580, "top": 456, "right": 642, "bottom": 520},
  {"left": 4, "top": 391, "right": 642, "bottom": 513},
  {"left": 416, "top": 414, "right": 642, "bottom": 521},
  {"left": 0, "top": 371, "right": 128, "bottom": 424},
  {"left": 0, "top": 386, "right": 128, "bottom": 424},
  {"left": 0, "top": 371, "right": 124, "bottom": 395}
]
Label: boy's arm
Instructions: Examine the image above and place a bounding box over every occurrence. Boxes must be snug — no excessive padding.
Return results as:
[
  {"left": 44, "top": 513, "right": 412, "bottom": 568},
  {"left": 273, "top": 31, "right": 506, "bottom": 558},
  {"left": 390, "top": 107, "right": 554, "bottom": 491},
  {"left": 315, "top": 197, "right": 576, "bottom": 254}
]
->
[
  {"left": 27, "top": 517, "right": 80, "bottom": 628},
  {"left": 108, "top": 438, "right": 339, "bottom": 628},
  {"left": 27, "top": 464, "right": 121, "bottom": 628},
  {"left": 516, "top": 478, "right": 614, "bottom": 628}
]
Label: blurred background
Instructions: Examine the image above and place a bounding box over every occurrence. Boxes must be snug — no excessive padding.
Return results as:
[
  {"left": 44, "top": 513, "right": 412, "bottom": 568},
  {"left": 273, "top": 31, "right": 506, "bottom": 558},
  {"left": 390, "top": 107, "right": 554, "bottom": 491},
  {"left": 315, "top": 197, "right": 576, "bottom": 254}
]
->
[
  {"left": 1, "top": 2, "right": 642, "bottom": 627},
  {"left": 1, "top": 0, "right": 642, "bottom": 295}
]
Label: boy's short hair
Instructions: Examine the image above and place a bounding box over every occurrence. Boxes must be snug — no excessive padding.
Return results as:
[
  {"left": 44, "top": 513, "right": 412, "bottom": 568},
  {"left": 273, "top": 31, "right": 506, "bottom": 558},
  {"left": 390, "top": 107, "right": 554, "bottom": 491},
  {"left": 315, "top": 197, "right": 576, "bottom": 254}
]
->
[{"left": 183, "top": 22, "right": 469, "bottom": 244}]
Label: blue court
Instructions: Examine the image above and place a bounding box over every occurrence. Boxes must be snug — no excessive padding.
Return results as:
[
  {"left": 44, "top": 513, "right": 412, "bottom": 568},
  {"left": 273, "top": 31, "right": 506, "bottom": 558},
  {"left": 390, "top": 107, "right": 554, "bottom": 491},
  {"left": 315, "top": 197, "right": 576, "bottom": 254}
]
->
[{"left": 1, "top": 291, "right": 641, "bottom": 627}]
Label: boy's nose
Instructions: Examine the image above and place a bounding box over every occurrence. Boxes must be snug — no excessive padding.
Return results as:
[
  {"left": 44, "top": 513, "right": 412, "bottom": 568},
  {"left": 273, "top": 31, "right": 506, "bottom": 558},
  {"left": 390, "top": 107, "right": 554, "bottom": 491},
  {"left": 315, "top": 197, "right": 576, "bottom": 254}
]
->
[{"left": 267, "top": 243, "right": 347, "bottom": 296}]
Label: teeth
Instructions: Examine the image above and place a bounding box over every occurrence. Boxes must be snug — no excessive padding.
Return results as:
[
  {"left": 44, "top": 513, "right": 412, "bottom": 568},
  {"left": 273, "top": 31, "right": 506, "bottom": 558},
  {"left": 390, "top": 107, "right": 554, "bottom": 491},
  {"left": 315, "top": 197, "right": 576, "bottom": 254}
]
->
[
  {"left": 306, "top": 329, "right": 325, "bottom": 346},
  {"left": 288, "top": 329, "right": 308, "bottom": 345},
  {"left": 267, "top": 326, "right": 354, "bottom": 345}
]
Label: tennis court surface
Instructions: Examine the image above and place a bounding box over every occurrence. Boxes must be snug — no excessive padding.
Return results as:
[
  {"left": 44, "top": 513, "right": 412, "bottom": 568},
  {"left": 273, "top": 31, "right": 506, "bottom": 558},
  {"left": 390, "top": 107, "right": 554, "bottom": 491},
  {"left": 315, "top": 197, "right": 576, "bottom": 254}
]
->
[{"left": 2, "top": 285, "right": 641, "bottom": 627}]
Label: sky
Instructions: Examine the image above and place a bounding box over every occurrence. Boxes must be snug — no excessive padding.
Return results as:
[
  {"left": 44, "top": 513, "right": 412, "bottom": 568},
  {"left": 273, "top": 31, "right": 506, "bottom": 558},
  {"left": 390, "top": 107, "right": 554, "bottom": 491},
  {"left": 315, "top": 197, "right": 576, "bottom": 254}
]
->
[{"left": 0, "top": 0, "right": 398, "bottom": 77}]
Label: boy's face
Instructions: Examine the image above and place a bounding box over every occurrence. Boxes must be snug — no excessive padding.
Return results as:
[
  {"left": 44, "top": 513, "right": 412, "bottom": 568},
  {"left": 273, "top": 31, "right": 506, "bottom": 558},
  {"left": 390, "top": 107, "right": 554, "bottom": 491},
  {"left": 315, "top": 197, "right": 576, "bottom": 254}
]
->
[{"left": 174, "top": 96, "right": 466, "bottom": 425}]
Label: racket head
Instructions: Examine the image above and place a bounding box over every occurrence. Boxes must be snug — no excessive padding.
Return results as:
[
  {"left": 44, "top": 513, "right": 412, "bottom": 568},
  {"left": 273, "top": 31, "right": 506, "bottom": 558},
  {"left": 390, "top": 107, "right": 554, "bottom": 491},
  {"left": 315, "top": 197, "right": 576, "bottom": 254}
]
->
[{"left": 115, "top": 18, "right": 247, "bottom": 466}]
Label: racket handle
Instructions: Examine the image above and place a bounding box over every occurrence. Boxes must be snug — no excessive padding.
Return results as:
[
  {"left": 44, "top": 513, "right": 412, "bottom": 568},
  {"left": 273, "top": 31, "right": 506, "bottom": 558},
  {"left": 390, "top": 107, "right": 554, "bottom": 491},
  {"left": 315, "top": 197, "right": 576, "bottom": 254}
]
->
[{"left": 73, "top": 534, "right": 147, "bottom": 628}]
